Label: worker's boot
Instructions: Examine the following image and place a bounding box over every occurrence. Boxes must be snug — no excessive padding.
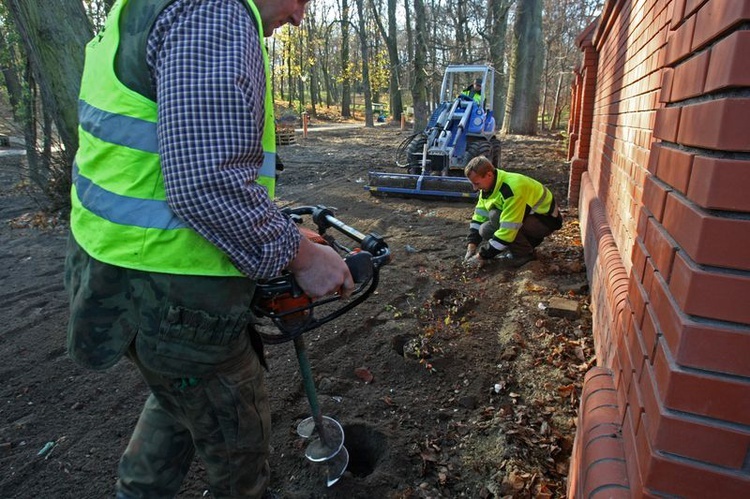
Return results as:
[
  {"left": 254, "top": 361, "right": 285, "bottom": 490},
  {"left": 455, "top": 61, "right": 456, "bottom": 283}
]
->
[{"left": 494, "top": 250, "right": 536, "bottom": 269}]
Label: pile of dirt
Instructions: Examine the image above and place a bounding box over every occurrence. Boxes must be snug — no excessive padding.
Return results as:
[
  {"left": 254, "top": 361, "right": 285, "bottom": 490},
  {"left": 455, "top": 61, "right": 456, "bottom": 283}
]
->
[{"left": 0, "top": 125, "right": 592, "bottom": 498}]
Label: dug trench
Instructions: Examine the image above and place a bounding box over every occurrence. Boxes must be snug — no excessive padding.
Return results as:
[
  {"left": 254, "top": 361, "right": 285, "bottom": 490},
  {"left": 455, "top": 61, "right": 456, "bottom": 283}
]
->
[{"left": 0, "top": 124, "right": 592, "bottom": 498}]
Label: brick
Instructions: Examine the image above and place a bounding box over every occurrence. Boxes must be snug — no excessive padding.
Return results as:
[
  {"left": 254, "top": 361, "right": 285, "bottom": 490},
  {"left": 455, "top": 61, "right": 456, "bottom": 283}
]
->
[
  {"left": 628, "top": 273, "right": 648, "bottom": 330},
  {"left": 640, "top": 358, "right": 750, "bottom": 469},
  {"left": 663, "top": 193, "right": 750, "bottom": 271},
  {"left": 670, "top": 50, "right": 710, "bottom": 101},
  {"left": 652, "top": 340, "right": 750, "bottom": 425},
  {"left": 654, "top": 143, "right": 695, "bottom": 194},
  {"left": 649, "top": 272, "right": 750, "bottom": 377},
  {"left": 658, "top": 67, "right": 674, "bottom": 103},
  {"left": 590, "top": 486, "right": 631, "bottom": 499},
  {"left": 583, "top": 432, "right": 626, "bottom": 465},
  {"left": 670, "top": 251, "right": 750, "bottom": 323},
  {"left": 641, "top": 174, "right": 669, "bottom": 221},
  {"left": 611, "top": 344, "right": 626, "bottom": 391},
  {"left": 641, "top": 305, "right": 660, "bottom": 361},
  {"left": 687, "top": 155, "right": 750, "bottom": 212},
  {"left": 622, "top": 404, "right": 650, "bottom": 490},
  {"left": 547, "top": 297, "right": 581, "bottom": 319},
  {"left": 631, "top": 239, "right": 649, "bottom": 283},
  {"left": 665, "top": 14, "right": 695, "bottom": 64},
  {"left": 692, "top": 0, "right": 750, "bottom": 50},
  {"left": 636, "top": 206, "right": 649, "bottom": 239},
  {"left": 580, "top": 370, "right": 620, "bottom": 429},
  {"left": 678, "top": 98, "right": 750, "bottom": 152},
  {"left": 643, "top": 217, "right": 677, "bottom": 279},
  {"left": 586, "top": 404, "right": 623, "bottom": 437},
  {"left": 670, "top": 0, "right": 687, "bottom": 29},
  {"left": 643, "top": 446, "right": 750, "bottom": 497},
  {"left": 626, "top": 372, "right": 645, "bottom": 434},
  {"left": 642, "top": 257, "right": 657, "bottom": 303},
  {"left": 705, "top": 31, "right": 750, "bottom": 91},
  {"left": 583, "top": 459, "right": 630, "bottom": 499},
  {"left": 620, "top": 408, "right": 646, "bottom": 497},
  {"left": 652, "top": 107, "right": 680, "bottom": 142},
  {"left": 616, "top": 331, "right": 635, "bottom": 406},
  {"left": 626, "top": 317, "right": 649, "bottom": 384}
]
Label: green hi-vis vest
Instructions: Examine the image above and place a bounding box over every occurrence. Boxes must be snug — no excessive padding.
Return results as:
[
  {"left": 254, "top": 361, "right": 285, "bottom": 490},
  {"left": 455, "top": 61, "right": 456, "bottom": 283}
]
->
[
  {"left": 472, "top": 170, "right": 554, "bottom": 244},
  {"left": 70, "top": 0, "right": 276, "bottom": 277}
]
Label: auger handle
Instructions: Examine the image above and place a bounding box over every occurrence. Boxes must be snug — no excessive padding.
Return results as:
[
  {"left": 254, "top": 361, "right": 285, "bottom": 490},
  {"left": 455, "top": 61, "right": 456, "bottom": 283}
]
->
[
  {"left": 283, "top": 205, "right": 391, "bottom": 268},
  {"left": 256, "top": 251, "right": 374, "bottom": 300}
]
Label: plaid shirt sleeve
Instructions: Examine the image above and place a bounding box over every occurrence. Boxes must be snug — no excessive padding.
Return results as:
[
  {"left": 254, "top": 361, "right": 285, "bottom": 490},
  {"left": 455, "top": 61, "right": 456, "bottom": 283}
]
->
[{"left": 146, "top": 0, "right": 300, "bottom": 279}]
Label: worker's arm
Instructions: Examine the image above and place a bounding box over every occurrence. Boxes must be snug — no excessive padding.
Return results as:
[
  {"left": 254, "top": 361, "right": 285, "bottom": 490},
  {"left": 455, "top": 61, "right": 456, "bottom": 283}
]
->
[
  {"left": 154, "top": 2, "right": 300, "bottom": 280},
  {"left": 478, "top": 197, "right": 524, "bottom": 259}
]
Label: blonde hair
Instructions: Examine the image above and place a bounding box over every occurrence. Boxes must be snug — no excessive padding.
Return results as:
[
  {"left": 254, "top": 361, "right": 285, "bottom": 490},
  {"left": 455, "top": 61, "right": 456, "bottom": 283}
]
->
[{"left": 464, "top": 155, "right": 494, "bottom": 177}]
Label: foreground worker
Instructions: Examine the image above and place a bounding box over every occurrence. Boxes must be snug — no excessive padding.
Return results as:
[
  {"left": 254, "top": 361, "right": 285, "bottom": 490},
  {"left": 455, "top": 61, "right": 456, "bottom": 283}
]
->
[
  {"left": 463, "top": 155, "right": 563, "bottom": 268},
  {"left": 64, "top": 0, "right": 352, "bottom": 497}
]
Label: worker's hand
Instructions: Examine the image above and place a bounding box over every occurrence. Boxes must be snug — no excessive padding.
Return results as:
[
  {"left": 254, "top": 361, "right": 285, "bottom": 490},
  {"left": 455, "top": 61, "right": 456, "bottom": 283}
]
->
[
  {"left": 288, "top": 237, "right": 355, "bottom": 299},
  {"left": 464, "top": 243, "right": 478, "bottom": 261},
  {"left": 463, "top": 253, "right": 485, "bottom": 268}
]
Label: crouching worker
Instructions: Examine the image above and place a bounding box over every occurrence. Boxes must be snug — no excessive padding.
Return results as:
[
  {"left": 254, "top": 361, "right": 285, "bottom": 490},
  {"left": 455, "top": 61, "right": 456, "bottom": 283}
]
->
[{"left": 463, "top": 156, "right": 563, "bottom": 269}]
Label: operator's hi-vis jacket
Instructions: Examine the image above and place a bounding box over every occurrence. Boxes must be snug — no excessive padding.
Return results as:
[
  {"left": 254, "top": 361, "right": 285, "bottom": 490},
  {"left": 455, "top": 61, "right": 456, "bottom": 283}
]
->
[
  {"left": 69, "top": 0, "right": 275, "bottom": 277},
  {"left": 460, "top": 89, "right": 483, "bottom": 106},
  {"left": 467, "top": 169, "right": 556, "bottom": 254}
]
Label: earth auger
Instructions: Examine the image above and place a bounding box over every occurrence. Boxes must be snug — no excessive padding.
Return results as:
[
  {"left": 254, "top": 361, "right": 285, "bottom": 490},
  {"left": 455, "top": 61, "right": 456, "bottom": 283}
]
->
[{"left": 252, "top": 205, "right": 391, "bottom": 487}]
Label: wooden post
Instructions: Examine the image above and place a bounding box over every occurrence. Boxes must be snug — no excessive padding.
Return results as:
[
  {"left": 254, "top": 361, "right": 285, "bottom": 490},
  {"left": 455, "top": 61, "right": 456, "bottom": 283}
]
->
[
  {"left": 302, "top": 112, "right": 309, "bottom": 138},
  {"left": 400, "top": 113, "right": 405, "bottom": 131}
]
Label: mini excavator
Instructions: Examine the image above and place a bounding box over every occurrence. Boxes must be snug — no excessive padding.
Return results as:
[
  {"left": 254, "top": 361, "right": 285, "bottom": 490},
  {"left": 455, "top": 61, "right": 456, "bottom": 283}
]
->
[{"left": 366, "top": 64, "right": 501, "bottom": 200}]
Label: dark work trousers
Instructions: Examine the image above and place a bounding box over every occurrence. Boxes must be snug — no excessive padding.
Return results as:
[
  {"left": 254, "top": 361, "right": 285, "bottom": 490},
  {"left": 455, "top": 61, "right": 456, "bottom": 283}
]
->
[{"left": 479, "top": 210, "right": 563, "bottom": 257}]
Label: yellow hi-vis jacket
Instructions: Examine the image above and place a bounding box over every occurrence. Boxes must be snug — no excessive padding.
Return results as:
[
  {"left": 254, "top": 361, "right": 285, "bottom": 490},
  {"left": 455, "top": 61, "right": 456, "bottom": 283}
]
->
[
  {"left": 70, "top": 0, "right": 276, "bottom": 277},
  {"left": 470, "top": 170, "right": 555, "bottom": 246},
  {"left": 460, "top": 89, "right": 483, "bottom": 106}
]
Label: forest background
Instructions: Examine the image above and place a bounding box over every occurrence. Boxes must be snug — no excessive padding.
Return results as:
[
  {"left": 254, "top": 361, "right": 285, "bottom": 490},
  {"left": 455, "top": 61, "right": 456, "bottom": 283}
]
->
[{"left": 0, "top": 0, "right": 601, "bottom": 212}]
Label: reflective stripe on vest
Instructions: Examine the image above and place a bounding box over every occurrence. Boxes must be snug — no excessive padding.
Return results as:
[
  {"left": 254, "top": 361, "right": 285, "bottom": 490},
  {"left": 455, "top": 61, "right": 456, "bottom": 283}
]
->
[
  {"left": 70, "top": 0, "right": 275, "bottom": 276},
  {"left": 530, "top": 187, "right": 552, "bottom": 215}
]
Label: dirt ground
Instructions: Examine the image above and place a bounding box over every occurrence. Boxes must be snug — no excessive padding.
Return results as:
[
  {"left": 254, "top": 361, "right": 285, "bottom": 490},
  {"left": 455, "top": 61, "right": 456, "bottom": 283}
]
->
[{"left": 0, "top": 123, "right": 592, "bottom": 498}]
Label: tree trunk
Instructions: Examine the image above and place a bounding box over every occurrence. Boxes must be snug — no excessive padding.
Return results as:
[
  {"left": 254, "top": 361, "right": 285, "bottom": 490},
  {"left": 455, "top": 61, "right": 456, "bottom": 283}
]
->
[
  {"left": 411, "top": 0, "right": 429, "bottom": 131},
  {"left": 503, "top": 0, "right": 544, "bottom": 135},
  {"left": 368, "top": 0, "right": 402, "bottom": 122},
  {"left": 487, "top": 0, "right": 513, "bottom": 129},
  {"left": 23, "top": 69, "right": 41, "bottom": 185},
  {"left": 0, "top": 31, "right": 24, "bottom": 122},
  {"left": 339, "top": 0, "right": 352, "bottom": 118},
  {"left": 4, "top": 0, "right": 93, "bottom": 162},
  {"left": 551, "top": 69, "right": 564, "bottom": 130},
  {"left": 454, "top": 0, "right": 469, "bottom": 63},
  {"left": 305, "top": 19, "right": 318, "bottom": 117},
  {"left": 540, "top": 51, "right": 549, "bottom": 130},
  {"left": 355, "top": 0, "right": 374, "bottom": 127}
]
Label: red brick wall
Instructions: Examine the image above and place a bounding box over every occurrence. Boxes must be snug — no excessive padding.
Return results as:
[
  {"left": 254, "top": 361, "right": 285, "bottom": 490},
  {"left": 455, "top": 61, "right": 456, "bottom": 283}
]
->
[{"left": 567, "top": 0, "right": 750, "bottom": 497}]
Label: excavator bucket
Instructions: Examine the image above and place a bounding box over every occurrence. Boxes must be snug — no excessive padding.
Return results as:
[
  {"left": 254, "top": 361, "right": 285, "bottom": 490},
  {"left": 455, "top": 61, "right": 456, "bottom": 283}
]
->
[{"left": 365, "top": 171, "right": 477, "bottom": 201}]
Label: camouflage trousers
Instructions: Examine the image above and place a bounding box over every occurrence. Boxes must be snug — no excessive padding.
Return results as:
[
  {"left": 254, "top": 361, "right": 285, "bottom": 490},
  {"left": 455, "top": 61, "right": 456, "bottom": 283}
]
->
[
  {"left": 116, "top": 341, "right": 270, "bottom": 499},
  {"left": 65, "top": 236, "right": 270, "bottom": 498}
]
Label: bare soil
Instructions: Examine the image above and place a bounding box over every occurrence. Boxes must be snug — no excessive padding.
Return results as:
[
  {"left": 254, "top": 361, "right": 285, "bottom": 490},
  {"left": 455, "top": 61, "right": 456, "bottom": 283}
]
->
[{"left": 0, "top": 123, "right": 592, "bottom": 498}]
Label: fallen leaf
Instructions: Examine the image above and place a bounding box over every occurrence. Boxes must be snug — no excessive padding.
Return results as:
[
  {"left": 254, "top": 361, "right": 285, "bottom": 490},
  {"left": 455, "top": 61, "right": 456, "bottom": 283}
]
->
[
  {"left": 420, "top": 448, "right": 438, "bottom": 462},
  {"left": 354, "top": 367, "right": 374, "bottom": 383},
  {"left": 557, "top": 384, "right": 575, "bottom": 397}
]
